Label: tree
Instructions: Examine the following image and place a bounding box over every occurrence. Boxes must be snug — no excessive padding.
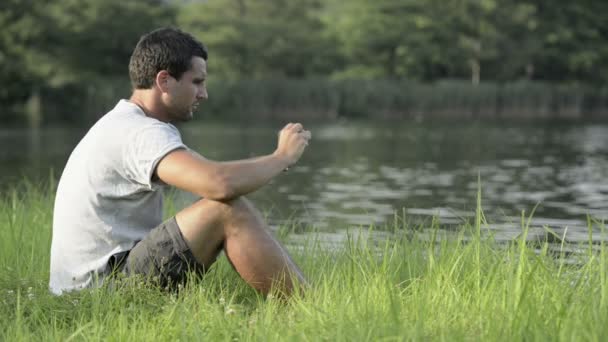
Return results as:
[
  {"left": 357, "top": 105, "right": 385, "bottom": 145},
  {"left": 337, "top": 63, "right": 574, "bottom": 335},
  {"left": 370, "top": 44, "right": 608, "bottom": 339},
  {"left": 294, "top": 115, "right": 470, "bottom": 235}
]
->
[
  {"left": 323, "top": 0, "right": 443, "bottom": 80},
  {"left": 37, "top": 0, "right": 175, "bottom": 85},
  {"left": 178, "top": 0, "right": 338, "bottom": 79},
  {"left": 0, "top": 0, "right": 48, "bottom": 117},
  {"left": 0, "top": 0, "right": 176, "bottom": 124},
  {"left": 531, "top": 0, "right": 608, "bottom": 83}
]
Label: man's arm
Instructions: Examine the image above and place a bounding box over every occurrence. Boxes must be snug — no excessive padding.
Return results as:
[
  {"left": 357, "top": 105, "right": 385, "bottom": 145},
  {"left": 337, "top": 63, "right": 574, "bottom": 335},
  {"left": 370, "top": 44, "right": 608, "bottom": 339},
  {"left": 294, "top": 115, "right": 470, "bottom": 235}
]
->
[{"left": 155, "top": 123, "right": 311, "bottom": 201}]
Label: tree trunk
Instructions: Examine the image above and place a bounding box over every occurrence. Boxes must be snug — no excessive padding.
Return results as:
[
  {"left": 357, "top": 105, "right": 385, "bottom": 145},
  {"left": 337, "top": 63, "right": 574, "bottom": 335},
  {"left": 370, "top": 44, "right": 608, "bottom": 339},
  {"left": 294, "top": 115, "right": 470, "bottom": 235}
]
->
[
  {"left": 470, "top": 58, "right": 480, "bottom": 85},
  {"left": 25, "top": 87, "right": 42, "bottom": 129},
  {"left": 525, "top": 62, "right": 534, "bottom": 80}
]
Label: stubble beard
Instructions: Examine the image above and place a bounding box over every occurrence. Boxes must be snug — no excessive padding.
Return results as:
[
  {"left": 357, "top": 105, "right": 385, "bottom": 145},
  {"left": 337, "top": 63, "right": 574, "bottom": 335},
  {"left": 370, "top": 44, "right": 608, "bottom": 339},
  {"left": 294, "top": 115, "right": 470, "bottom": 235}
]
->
[
  {"left": 177, "top": 111, "right": 193, "bottom": 122},
  {"left": 165, "top": 109, "right": 190, "bottom": 123}
]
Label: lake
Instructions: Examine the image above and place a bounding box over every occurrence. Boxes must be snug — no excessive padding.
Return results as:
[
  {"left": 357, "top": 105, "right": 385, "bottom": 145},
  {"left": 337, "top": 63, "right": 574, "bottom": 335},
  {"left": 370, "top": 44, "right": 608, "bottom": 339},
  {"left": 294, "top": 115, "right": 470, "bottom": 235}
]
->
[{"left": 2, "top": 120, "right": 608, "bottom": 245}]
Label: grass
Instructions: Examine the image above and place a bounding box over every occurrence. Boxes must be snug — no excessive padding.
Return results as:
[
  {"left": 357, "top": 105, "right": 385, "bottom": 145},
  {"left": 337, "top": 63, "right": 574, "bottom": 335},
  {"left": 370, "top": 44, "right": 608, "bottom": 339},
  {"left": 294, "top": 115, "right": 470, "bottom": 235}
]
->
[{"left": 1, "top": 181, "right": 608, "bottom": 341}]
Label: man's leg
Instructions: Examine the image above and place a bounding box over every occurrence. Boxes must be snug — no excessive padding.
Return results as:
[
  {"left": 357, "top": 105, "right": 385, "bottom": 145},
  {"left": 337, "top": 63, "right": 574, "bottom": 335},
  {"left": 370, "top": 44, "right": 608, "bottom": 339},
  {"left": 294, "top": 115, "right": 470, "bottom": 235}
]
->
[{"left": 175, "top": 196, "right": 307, "bottom": 296}]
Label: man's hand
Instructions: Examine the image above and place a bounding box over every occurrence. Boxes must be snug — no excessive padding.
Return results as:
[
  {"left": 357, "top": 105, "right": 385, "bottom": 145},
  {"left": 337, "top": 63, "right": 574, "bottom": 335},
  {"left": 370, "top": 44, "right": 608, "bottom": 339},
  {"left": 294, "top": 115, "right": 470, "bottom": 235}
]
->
[{"left": 273, "top": 123, "right": 312, "bottom": 167}]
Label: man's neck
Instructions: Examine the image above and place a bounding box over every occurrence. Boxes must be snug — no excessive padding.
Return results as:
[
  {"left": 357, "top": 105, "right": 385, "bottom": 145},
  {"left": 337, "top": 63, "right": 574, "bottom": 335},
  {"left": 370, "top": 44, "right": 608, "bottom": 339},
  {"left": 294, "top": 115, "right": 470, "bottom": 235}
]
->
[{"left": 129, "top": 90, "right": 169, "bottom": 122}]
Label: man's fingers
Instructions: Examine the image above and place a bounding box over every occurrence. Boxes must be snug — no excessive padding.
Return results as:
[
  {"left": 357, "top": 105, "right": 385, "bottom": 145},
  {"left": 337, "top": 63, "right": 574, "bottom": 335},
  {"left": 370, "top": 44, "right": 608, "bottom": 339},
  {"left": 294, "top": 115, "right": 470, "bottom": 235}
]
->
[
  {"left": 291, "top": 123, "right": 303, "bottom": 133},
  {"left": 298, "top": 130, "right": 311, "bottom": 148},
  {"left": 279, "top": 123, "right": 294, "bottom": 137}
]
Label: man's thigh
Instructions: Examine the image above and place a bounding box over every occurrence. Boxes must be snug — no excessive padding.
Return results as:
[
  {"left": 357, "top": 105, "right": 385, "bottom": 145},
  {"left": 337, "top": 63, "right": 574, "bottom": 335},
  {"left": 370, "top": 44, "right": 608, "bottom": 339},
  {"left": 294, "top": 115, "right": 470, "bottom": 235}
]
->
[{"left": 110, "top": 217, "right": 205, "bottom": 288}]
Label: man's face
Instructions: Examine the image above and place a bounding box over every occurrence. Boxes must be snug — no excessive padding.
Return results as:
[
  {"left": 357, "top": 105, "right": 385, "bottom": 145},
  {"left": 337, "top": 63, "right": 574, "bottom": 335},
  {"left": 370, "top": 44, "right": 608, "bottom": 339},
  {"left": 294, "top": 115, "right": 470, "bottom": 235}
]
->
[{"left": 165, "top": 56, "right": 208, "bottom": 122}]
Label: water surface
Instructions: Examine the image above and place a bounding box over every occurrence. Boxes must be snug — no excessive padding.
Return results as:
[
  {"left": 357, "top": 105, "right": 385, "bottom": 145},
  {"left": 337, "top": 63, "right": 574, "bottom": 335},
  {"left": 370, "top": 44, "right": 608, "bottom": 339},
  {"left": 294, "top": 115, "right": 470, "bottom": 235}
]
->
[{"left": 2, "top": 120, "right": 608, "bottom": 245}]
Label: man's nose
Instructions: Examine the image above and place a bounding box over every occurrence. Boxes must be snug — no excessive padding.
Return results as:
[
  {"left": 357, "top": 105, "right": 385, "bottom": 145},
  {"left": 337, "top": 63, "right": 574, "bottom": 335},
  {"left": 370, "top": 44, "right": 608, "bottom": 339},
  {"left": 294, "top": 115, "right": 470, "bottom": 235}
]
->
[{"left": 197, "top": 88, "right": 208, "bottom": 101}]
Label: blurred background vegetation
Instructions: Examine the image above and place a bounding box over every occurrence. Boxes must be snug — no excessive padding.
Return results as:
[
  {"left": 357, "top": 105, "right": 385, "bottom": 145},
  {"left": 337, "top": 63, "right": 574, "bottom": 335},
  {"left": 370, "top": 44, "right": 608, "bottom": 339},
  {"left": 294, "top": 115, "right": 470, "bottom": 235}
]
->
[{"left": 2, "top": 0, "right": 607, "bottom": 126}]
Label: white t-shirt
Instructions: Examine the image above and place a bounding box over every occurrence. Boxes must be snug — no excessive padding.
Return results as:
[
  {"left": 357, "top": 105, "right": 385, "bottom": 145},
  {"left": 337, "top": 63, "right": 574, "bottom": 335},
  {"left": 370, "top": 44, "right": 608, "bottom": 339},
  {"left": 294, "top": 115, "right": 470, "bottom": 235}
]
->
[{"left": 50, "top": 100, "right": 187, "bottom": 294}]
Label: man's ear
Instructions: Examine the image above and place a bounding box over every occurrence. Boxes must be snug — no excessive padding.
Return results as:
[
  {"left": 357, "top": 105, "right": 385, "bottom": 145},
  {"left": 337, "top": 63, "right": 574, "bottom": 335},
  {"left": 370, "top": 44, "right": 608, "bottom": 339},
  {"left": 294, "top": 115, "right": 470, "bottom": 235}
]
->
[{"left": 155, "top": 70, "right": 172, "bottom": 92}]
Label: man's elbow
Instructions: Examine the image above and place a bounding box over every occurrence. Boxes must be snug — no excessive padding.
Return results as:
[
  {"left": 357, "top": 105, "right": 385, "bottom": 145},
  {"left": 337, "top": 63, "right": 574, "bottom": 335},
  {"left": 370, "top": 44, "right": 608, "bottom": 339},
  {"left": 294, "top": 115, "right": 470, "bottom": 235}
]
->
[{"left": 205, "top": 175, "right": 238, "bottom": 202}]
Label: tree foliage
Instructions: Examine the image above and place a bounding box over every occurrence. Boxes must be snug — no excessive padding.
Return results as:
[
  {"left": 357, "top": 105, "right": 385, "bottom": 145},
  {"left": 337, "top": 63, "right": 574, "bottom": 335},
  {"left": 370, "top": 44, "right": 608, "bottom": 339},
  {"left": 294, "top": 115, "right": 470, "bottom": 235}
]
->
[
  {"left": 0, "top": 0, "right": 174, "bottom": 122},
  {"left": 179, "top": 0, "right": 336, "bottom": 79},
  {"left": 1, "top": 0, "right": 607, "bottom": 123}
]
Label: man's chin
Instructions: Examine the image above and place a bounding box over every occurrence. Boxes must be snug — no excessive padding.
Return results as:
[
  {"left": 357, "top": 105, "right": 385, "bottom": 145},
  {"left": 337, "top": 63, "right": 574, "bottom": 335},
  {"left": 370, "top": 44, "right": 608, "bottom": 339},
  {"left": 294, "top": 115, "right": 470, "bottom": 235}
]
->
[{"left": 172, "top": 111, "right": 194, "bottom": 123}]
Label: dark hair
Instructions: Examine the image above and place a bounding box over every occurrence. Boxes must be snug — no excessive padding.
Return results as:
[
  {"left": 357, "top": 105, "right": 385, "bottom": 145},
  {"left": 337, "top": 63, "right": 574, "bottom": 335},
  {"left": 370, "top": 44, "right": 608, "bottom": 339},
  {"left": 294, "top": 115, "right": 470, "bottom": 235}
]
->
[{"left": 129, "top": 27, "right": 208, "bottom": 89}]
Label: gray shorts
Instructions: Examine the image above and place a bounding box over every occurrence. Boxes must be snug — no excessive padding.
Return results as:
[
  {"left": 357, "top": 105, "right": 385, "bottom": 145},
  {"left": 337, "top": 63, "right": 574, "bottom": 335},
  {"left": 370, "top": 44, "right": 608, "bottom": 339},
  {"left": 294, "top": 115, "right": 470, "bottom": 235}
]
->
[{"left": 107, "top": 217, "right": 205, "bottom": 289}]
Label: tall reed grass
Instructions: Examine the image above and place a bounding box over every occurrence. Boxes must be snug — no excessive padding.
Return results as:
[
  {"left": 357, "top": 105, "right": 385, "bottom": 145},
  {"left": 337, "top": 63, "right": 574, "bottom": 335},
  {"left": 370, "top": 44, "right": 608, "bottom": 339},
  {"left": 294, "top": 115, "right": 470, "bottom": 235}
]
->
[
  {"left": 28, "top": 79, "right": 608, "bottom": 126},
  {"left": 1, "top": 182, "right": 607, "bottom": 340}
]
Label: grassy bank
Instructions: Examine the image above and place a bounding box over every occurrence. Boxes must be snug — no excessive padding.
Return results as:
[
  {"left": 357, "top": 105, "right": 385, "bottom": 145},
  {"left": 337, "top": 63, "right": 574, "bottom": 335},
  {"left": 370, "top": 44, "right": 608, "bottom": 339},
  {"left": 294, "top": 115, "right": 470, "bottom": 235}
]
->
[
  {"left": 1, "top": 183, "right": 608, "bottom": 341},
  {"left": 19, "top": 79, "right": 608, "bottom": 126}
]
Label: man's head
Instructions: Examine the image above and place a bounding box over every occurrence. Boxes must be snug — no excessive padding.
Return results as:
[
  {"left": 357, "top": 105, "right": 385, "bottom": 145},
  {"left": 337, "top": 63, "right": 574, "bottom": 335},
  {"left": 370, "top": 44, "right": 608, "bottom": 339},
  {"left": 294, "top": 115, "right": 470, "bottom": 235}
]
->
[
  {"left": 129, "top": 27, "right": 207, "bottom": 89},
  {"left": 129, "top": 27, "right": 209, "bottom": 122}
]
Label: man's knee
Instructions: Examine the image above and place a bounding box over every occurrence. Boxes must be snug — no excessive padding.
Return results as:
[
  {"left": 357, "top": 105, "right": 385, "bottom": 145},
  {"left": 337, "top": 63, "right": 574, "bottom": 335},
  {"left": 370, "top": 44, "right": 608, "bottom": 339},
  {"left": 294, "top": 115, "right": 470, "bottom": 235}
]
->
[
  {"left": 226, "top": 196, "right": 255, "bottom": 210},
  {"left": 176, "top": 196, "right": 261, "bottom": 245},
  {"left": 191, "top": 196, "right": 257, "bottom": 224},
  {"left": 221, "top": 196, "right": 259, "bottom": 221}
]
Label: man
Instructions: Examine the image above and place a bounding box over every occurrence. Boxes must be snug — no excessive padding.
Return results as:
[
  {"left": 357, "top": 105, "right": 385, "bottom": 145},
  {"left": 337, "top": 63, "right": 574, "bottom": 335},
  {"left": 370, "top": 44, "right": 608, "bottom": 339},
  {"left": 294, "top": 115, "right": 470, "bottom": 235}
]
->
[{"left": 49, "top": 27, "right": 310, "bottom": 296}]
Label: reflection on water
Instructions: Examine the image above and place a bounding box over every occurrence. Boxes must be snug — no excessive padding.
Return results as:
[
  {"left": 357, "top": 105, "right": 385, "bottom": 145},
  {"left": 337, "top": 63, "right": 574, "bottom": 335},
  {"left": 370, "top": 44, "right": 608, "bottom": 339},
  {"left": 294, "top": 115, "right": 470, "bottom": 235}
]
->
[{"left": 2, "top": 120, "right": 608, "bottom": 246}]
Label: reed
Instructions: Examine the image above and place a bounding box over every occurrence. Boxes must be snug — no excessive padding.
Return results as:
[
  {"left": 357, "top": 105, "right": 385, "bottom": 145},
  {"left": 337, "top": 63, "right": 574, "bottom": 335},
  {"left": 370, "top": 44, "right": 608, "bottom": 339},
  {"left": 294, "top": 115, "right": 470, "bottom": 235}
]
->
[
  {"left": 203, "top": 79, "right": 608, "bottom": 121},
  {"left": 23, "top": 79, "right": 608, "bottom": 126}
]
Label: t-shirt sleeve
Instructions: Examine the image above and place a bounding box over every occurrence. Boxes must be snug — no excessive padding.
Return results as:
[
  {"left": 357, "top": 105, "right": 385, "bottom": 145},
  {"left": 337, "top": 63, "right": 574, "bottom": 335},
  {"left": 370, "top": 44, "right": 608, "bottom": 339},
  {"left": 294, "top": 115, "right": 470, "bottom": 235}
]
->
[{"left": 122, "top": 123, "right": 186, "bottom": 189}]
